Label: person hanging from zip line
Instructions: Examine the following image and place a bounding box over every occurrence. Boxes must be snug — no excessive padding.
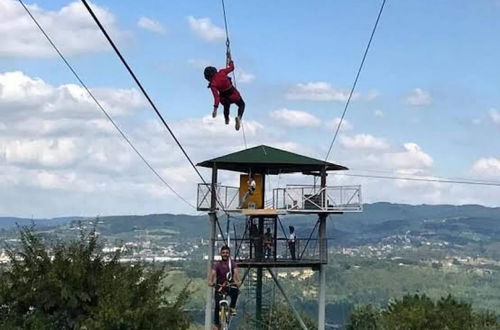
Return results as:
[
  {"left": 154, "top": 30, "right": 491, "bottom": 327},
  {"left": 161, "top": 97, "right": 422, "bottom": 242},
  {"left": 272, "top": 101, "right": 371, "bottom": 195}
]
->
[
  {"left": 208, "top": 245, "right": 241, "bottom": 329},
  {"left": 204, "top": 52, "right": 245, "bottom": 131}
]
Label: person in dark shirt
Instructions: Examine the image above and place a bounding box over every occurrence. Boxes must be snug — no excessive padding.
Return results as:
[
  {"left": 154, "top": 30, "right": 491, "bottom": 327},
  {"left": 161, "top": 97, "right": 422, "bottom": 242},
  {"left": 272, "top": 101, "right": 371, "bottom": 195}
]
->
[
  {"left": 208, "top": 245, "right": 240, "bottom": 328},
  {"left": 204, "top": 54, "right": 245, "bottom": 131},
  {"left": 263, "top": 227, "right": 273, "bottom": 259},
  {"left": 249, "top": 221, "right": 260, "bottom": 259}
]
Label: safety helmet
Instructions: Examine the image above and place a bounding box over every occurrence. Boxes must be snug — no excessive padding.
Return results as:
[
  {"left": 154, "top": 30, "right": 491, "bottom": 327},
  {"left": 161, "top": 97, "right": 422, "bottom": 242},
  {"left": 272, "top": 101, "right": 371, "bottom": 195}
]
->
[{"left": 204, "top": 66, "right": 217, "bottom": 81}]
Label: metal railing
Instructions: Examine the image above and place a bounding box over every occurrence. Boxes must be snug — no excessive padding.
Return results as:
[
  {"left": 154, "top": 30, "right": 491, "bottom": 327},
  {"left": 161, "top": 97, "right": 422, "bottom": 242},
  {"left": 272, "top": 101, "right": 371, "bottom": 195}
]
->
[
  {"left": 216, "top": 238, "right": 321, "bottom": 263},
  {"left": 197, "top": 183, "right": 240, "bottom": 211},
  {"left": 197, "top": 183, "right": 362, "bottom": 213},
  {"left": 273, "top": 185, "right": 362, "bottom": 212}
]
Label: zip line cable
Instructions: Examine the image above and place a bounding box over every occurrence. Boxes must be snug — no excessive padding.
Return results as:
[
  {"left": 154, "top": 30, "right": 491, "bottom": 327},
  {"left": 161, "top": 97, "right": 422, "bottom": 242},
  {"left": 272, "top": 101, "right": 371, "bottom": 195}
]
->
[
  {"left": 80, "top": 0, "right": 207, "bottom": 186},
  {"left": 17, "top": 0, "right": 196, "bottom": 210},
  {"left": 221, "top": 0, "right": 247, "bottom": 149},
  {"left": 347, "top": 168, "right": 500, "bottom": 186},
  {"left": 325, "top": 0, "right": 387, "bottom": 161},
  {"left": 79, "top": 0, "right": 235, "bottom": 220},
  {"left": 335, "top": 172, "right": 500, "bottom": 187}
]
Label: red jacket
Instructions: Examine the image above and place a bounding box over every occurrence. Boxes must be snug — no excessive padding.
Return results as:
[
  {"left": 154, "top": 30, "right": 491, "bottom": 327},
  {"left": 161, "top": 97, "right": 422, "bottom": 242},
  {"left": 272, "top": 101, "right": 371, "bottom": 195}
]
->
[{"left": 209, "top": 61, "right": 241, "bottom": 107}]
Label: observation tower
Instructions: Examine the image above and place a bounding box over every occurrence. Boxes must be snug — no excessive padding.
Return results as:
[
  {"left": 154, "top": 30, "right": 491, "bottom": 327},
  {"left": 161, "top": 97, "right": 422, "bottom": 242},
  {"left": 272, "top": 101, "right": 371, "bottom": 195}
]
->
[{"left": 197, "top": 145, "right": 362, "bottom": 330}]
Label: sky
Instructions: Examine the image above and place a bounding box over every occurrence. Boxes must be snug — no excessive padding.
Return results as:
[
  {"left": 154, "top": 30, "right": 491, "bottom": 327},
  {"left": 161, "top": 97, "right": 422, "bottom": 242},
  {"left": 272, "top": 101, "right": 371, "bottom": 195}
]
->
[{"left": 1, "top": 0, "right": 500, "bottom": 218}]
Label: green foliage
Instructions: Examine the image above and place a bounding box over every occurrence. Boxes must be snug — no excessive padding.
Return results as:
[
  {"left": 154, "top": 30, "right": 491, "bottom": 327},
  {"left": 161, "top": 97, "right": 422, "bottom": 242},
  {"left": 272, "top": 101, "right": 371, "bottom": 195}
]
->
[
  {"left": 0, "top": 226, "right": 192, "bottom": 330},
  {"left": 239, "top": 304, "right": 316, "bottom": 330},
  {"left": 347, "top": 293, "right": 500, "bottom": 330},
  {"left": 347, "top": 304, "right": 381, "bottom": 330}
]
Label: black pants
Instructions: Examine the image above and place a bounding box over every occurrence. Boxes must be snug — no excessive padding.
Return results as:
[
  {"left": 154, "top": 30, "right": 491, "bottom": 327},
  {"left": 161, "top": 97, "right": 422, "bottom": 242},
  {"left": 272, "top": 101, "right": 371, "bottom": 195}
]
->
[
  {"left": 222, "top": 98, "right": 245, "bottom": 122},
  {"left": 214, "top": 287, "right": 239, "bottom": 325},
  {"left": 289, "top": 242, "right": 296, "bottom": 260},
  {"left": 265, "top": 245, "right": 272, "bottom": 259}
]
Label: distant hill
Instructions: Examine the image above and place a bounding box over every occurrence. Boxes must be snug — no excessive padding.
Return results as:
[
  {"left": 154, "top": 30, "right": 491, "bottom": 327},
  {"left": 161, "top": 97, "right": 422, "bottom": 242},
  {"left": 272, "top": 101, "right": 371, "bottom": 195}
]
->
[
  {"left": 329, "top": 202, "right": 500, "bottom": 246},
  {"left": 2, "top": 203, "right": 500, "bottom": 246},
  {"left": 0, "top": 217, "right": 84, "bottom": 230}
]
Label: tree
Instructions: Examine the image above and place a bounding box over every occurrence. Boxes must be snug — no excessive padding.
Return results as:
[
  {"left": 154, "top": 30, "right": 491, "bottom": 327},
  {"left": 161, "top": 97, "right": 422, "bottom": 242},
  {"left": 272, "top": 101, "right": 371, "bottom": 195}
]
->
[
  {"left": 239, "top": 303, "right": 316, "bottom": 330},
  {"left": 347, "top": 293, "right": 500, "bottom": 330},
  {"left": 0, "top": 226, "right": 191, "bottom": 330},
  {"left": 347, "top": 304, "right": 381, "bottom": 330}
]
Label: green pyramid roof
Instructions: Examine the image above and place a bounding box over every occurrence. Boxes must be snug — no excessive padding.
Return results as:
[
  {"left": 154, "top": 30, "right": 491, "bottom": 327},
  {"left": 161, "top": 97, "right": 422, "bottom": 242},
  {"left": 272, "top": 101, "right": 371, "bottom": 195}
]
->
[{"left": 197, "top": 145, "right": 347, "bottom": 174}]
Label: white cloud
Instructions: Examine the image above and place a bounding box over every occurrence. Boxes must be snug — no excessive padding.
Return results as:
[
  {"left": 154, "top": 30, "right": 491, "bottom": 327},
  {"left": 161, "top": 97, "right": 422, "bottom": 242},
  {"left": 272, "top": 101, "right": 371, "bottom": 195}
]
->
[
  {"left": 406, "top": 88, "right": 432, "bottom": 107},
  {"left": 489, "top": 108, "right": 500, "bottom": 125},
  {"left": 374, "top": 110, "right": 384, "bottom": 117},
  {"left": 286, "top": 82, "right": 354, "bottom": 102},
  {"left": 0, "top": 71, "right": 145, "bottom": 120},
  {"left": 187, "top": 16, "right": 225, "bottom": 42},
  {"left": 2, "top": 138, "right": 79, "bottom": 168},
  {"left": 325, "top": 118, "right": 353, "bottom": 131},
  {"left": 0, "top": 71, "right": 148, "bottom": 172},
  {"left": 340, "top": 134, "right": 389, "bottom": 150},
  {"left": 270, "top": 108, "right": 321, "bottom": 128},
  {"left": 383, "top": 143, "right": 433, "bottom": 169},
  {"left": 472, "top": 157, "right": 500, "bottom": 177},
  {"left": 235, "top": 69, "right": 255, "bottom": 84},
  {"left": 0, "top": 72, "right": 201, "bottom": 215},
  {"left": 188, "top": 58, "right": 212, "bottom": 69},
  {"left": 0, "top": 0, "right": 125, "bottom": 57},
  {"left": 137, "top": 16, "right": 166, "bottom": 35}
]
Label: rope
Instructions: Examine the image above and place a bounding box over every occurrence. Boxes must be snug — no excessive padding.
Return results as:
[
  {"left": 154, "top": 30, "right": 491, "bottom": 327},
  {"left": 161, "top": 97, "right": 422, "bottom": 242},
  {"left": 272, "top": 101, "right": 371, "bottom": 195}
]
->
[
  {"left": 220, "top": 0, "right": 247, "bottom": 149},
  {"left": 17, "top": 0, "right": 196, "bottom": 210},
  {"left": 324, "top": 0, "right": 387, "bottom": 161}
]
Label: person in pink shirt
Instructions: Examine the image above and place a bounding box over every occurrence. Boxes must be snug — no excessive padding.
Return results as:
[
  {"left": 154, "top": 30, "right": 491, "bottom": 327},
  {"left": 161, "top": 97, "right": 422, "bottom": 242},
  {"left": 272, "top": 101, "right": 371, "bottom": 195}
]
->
[{"left": 204, "top": 54, "right": 245, "bottom": 131}]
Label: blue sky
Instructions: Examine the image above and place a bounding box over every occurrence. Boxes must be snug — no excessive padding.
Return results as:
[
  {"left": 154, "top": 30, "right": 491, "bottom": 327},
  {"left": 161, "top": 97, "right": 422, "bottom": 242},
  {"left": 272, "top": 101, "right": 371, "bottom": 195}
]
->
[{"left": 1, "top": 0, "right": 500, "bottom": 217}]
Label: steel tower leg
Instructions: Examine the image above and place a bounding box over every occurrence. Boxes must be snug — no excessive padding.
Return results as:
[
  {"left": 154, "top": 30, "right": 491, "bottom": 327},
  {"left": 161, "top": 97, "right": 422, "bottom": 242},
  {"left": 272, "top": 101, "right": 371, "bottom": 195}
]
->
[
  {"left": 256, "top": 266, "right": 263, "bottom": 330},
  {"left": 205, "top": 165, "right": 218, "bottom": 330},
  {"left": 204, "top": 213, "right": 217, "bottom": 330},
  {"left": 319, "top": 264, "right": 326, "bottom": 330}
]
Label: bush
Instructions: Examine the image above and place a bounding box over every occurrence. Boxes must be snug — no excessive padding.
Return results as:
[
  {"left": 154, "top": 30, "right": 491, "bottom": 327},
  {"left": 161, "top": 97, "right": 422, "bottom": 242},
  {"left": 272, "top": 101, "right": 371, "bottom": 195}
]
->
[
  {"left": 347, "top": 293, "right": 500, "bottom": 330},
  {"left": 0, "top": 226, "right": 191, "bottom": 330}
]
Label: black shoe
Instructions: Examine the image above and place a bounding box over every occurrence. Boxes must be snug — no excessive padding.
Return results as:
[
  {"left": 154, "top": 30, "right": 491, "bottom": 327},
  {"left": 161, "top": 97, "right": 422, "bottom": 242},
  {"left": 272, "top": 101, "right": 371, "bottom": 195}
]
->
[{"left": 235, "top": 116, "right": 241, "bottom": 131}]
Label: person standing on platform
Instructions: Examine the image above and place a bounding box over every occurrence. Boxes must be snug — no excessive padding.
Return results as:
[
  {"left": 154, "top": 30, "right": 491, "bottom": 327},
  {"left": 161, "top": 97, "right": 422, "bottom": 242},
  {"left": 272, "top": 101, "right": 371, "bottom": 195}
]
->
[
  {"left": 288, "top": 225, "right": 296, "bottom": 260},
  {"left": 263, "top": 227, "right": 273, "bottom": 259}
]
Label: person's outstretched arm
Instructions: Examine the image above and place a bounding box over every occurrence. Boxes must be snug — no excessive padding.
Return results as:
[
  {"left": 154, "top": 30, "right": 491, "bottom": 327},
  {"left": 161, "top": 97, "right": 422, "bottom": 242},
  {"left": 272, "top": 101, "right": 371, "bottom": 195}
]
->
[
  {"left": 210, "top": 85, "right": 220, "bottom": 109},
  {"left": 220, "top": 60, "right": 234, "bottom": 75}
]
